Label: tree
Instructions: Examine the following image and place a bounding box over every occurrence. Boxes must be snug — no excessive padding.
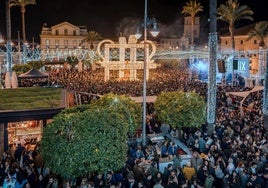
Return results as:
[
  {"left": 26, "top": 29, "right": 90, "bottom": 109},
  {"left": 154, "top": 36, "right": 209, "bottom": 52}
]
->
[
  {"left": 27, "top": 60, "right": 45, "bottom": 70},
  {"left": 80, "top": 30, "right": 102, "bottom": 50},
  {"left": 217, "top": 0, "right": 253, "bottom": 51},
  {"left": 90, "top": 93, "right": 142, "bottom": 135},
  {"left": 246, "top": 21, "right": 268, "bottom": 128},
  {"left": 12, "top": 63, "right": 32, "bottom": 75},
  {"left": 247, "top": 21, "right": 268, "bottom": 47},
  {"left": 181, "top": 0, "right": 203, "bottom": 46},
  {"left": 217, "top": 0, "right": 253, "bottom": 85},
  {"left": 154, "top": 91, "right": 206, "bottom": 129},
  {"left": 66, "top": 56, "right": 79, "bottom": 68},
  {"left": 247, "top": 21, "right": 268, "bottom": 84},
  {"left": 80, "top": 31, "right": 102, "bottom": 70},
  {"left": 41, "top": 94, "right": 141, "bottom": 178},
  {"left": 10, "top": 0, "right": 36, "bottom": 43}
]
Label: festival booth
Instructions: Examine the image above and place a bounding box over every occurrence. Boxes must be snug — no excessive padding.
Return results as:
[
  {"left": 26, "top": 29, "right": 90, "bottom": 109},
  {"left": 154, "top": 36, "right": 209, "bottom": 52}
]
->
[
  {"left": 7, "top": 120, "right": 44, "bottom": 150},
  {"left": 18, "top": 68, "right": 49, "bottom": 87},
  {"left": 18, "top": 68, "right": 49, "bottom": 79},
  {"left": 132, "top": 133, "right": 191, "bottom": 173}
]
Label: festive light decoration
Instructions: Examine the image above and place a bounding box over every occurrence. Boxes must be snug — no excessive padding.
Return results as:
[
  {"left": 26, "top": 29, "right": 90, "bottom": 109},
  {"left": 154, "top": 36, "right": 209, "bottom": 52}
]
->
[
  {"left": 207, "top": 32, "right": 217, "bottom": 124},
  {"left": 207, "top": 0, "right": 217, "bottom": 127},
  {"left": 263, "top": 51, "right": 268, "bottom": 115},
  {"left": 0, "top": 45, "right": 265, "bottom": 63}
]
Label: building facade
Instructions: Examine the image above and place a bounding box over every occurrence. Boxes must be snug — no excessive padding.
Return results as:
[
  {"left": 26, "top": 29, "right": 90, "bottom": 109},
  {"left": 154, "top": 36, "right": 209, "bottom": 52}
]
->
[
  {"left": 184, "top": 16, "right": 200, "bottom": 43},
  {"left": 39, "top": 21, "right": 88, "bottom": 50},
  {"left": 219, "top": 23, "right": 268, "bottom": 77},
  {"left": 158, "top": 34, "right": 189, "bottom": 50}
]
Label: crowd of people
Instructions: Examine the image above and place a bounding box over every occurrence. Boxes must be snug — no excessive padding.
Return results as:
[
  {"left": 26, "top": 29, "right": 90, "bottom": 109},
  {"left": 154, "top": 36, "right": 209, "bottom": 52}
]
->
[{"left": 1, "top": 65, "right": 268, "bottom": 188}]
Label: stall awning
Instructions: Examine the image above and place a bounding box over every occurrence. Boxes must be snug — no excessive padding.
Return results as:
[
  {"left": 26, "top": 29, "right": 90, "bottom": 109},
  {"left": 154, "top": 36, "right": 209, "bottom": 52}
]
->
[{"left": 18, "top": 68, "right": 49, "bottom": 79}]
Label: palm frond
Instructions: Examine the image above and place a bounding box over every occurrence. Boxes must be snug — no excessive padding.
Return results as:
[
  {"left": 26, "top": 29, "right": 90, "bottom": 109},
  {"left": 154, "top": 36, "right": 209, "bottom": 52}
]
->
[{"left": 247, "top": 21, "right": 268, "bottom": 46}]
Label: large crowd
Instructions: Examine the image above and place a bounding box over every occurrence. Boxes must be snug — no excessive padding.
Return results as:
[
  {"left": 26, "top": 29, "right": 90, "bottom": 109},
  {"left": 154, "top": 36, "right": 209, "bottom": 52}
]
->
[{"left": 1, "top": 66, "right": 268, "bottom": 188}]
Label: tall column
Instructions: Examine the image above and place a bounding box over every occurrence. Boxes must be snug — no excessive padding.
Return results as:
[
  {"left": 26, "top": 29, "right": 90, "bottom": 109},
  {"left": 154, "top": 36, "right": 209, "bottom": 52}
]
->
[
  {"left": 207, "top": 0, "right": 217, "bottom": 135},
  {"left": 263, "top": 50, "right": 268, "bottom": 130},
  {"left": 6, "top": 0, "right": 12, "bottom": 76}
]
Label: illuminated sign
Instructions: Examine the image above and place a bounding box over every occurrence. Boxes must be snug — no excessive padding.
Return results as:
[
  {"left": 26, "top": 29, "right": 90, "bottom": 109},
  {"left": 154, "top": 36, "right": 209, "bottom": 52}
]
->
[{"left": 226, "top": 58, "right": 249, "bottom": 77}]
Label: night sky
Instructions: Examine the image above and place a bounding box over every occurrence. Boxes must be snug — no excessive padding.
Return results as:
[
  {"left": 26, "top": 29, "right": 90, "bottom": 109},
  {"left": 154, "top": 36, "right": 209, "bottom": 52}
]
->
[{"left": 0, "top": 0, "right": 267, "bottom": 43}]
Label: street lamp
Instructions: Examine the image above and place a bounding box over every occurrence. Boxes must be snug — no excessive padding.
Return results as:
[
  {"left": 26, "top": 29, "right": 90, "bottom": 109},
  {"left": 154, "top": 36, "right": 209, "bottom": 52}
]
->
[{"left": 135, "top": 0, "right": 159, "bottom": 147}]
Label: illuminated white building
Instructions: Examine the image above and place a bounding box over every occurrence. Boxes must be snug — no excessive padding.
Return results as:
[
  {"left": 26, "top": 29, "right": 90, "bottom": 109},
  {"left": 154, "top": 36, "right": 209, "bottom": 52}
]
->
[{"left": 39, "top": 21, "right": 88, "bottom": 50}]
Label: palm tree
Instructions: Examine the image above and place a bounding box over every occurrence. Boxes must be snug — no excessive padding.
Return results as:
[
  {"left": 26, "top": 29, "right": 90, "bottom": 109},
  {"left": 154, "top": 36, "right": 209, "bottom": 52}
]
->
[
  {"left": 247, "top": 21, "right": 268, "bottom": 85},
  {"left": 217, "top": 0, "right": 253, "bottom": 50},
  {"left": 181, "top": 0, "right": 203, "bottom": 46},
  {"left": 80, "top": 31, "right": 102, "bottom": 70},
  {"left": 80, "top": 30, "right": 102, "bottom": 50},
  {"left": 10, "top": 0, "right": 36, "bottom": 43},
  {"left": 247, "top": 21, "right": 268, "bottom": 127},
  {"left": 217, "top": 0, "right": 253, "bottom": 85},
  {"left": 247, "top": 21, "right": 268, "bottom": 48}
]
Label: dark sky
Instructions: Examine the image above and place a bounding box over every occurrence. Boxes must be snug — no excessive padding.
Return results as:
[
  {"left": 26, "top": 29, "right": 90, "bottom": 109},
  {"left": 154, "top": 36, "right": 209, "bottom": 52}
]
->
[{"left": 0, "top": 0, "right": 267, "bottom": 43}]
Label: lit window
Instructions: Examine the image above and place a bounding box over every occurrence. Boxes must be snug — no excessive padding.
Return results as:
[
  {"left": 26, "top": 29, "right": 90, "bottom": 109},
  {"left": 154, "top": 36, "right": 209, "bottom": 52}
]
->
[
  {"left": 55, "top": 40, "right": 59, "bottom": 48},
  {"left": 64, "top": 40, "right": 68, "bottom": 48},
  {"left": 45, "top": 39, "right": 50, "bottom": 47},
  {"left": 73, "top": 40, "right": 77, "bottom": 47}
]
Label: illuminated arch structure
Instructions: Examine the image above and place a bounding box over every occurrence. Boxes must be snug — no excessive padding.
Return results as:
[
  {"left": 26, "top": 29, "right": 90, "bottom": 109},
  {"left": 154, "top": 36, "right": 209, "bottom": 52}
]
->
[{"left": 96, "top": 35, "right": 157, "bottom": 81}]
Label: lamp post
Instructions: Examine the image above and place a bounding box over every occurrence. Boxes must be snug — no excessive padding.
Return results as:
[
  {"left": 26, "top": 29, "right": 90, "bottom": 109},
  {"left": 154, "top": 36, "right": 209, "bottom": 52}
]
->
[{"left": 136, "top": 0, "right": 159, "bottom": 147}]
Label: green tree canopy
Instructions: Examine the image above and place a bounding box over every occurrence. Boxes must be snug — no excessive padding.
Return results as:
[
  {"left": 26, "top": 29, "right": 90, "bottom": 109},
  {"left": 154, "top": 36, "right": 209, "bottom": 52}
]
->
[
  {"left": 27, "top": 61, "right": 45, "bottom": 70},
  {"left": 12, "top": 63, "right": 32, "bottom": 75},
  {"left": 66, "top": 56, "right": 79, "bottom": 68},
  {"left": 154, "top": 91, "right": 206, "bottom": 128},
  {"left": 12, "top": 61, "right": 45, "bottom": 75},
  {"left": 90, "top": 93, "right": 142, "bottom": 134},
  {"left": 41, "top": 94, "right": 141, "bottom": 178}
]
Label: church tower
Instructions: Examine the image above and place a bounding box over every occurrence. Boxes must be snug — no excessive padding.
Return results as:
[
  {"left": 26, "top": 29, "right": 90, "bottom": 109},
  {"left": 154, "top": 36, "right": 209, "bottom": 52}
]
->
[{"left": 183, "top": 16, "right": 200, "bottom": 44}]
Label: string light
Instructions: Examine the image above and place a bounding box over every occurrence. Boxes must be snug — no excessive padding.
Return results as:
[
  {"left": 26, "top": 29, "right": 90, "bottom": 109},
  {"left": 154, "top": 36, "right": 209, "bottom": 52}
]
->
[
  {"left": 263, "top": 51, "right": 268, "bottom": 115},
  {"left": 207, "top": 32, "right": 217, "bottom": 124},
  {"left": 0, "top": 44, "right": 265, "bottom": 62}
]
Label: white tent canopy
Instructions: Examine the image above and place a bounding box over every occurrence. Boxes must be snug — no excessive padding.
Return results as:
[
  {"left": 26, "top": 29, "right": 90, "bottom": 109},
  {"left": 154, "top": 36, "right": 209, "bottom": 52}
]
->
[
  {"left": 226, "top": 86, "right": 263, "bottom": 99},
  {"left": 226, "top": 86, "right": 264, "bottom": 114}
]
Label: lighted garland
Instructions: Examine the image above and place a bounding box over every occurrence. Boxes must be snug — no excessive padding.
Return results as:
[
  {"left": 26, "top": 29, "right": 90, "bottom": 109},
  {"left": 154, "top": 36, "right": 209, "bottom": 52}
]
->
[
  {"left": 0, "top": 45, "right": 265, "bottom": 63},
  {"left": 207, "top": 32, "right": 217, "bottom": 124}
]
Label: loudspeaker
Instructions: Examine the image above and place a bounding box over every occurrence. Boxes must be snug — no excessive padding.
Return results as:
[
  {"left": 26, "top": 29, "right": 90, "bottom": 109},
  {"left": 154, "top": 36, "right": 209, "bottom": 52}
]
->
[
  {"left": 217, "top": 60, "right": 226, "bottom": 73},
  {"left": 233, "top": 59, "right": 238, "bottom": 70}
]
